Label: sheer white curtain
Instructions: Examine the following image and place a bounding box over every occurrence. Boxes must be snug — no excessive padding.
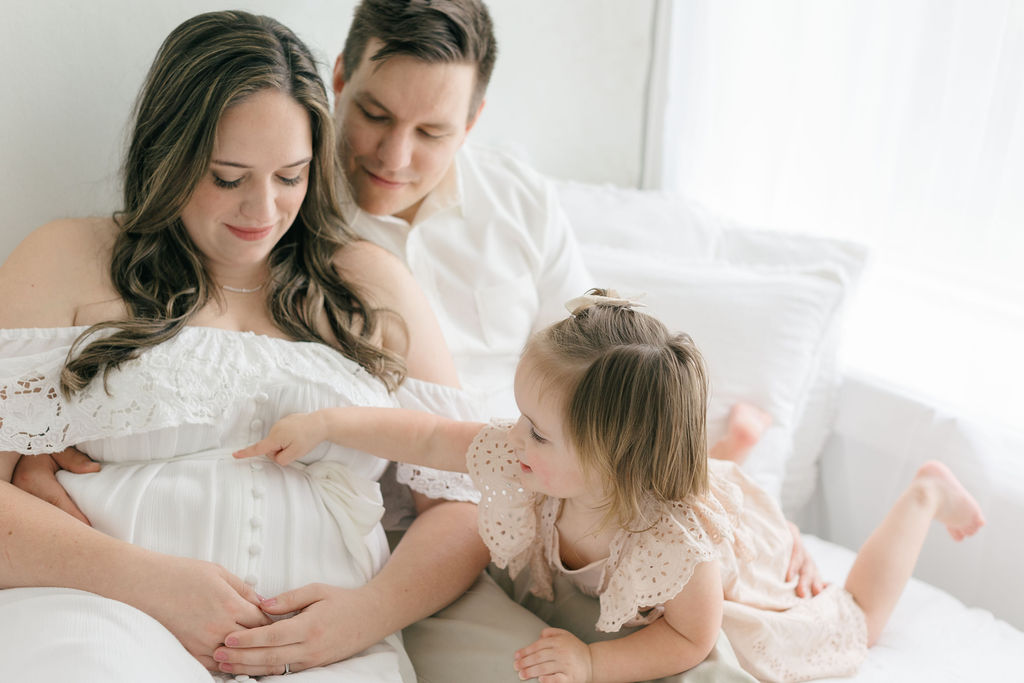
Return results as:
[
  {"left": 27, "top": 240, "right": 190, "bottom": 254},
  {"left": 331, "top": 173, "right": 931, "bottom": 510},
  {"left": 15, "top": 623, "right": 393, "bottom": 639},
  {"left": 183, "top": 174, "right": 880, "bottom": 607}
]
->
[{"left": 650, "top": 0, "right": 1024, "bottom": 430}]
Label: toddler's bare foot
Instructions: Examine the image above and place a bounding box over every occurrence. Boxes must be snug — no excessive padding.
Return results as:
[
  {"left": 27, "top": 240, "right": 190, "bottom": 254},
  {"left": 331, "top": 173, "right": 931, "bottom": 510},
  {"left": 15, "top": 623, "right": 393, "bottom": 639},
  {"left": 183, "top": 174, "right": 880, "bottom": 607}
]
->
[
  {"left": 710, "top": 403, "right": 773, "bottom": 464},
  {"left": 914, "top": 461, "right": 986, "bottom": 541}
]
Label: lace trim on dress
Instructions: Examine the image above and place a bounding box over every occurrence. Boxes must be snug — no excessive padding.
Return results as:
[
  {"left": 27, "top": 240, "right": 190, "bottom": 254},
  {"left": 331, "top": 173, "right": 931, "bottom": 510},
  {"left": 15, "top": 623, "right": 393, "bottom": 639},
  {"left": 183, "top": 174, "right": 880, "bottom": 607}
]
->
[
  {"left": 595, "top": 469, "right": 750, "bottom": 632},
  {"left": 0, "top": 327, "right": 389, "bottom": 454},
  {"left": 466, "top": 420, "right": 548, "bottom": 583}
]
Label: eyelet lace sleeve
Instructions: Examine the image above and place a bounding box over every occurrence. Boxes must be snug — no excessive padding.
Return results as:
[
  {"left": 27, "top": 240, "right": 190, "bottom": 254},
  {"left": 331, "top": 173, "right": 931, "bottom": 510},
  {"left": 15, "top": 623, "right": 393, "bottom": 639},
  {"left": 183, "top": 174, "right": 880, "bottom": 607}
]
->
[
  {"left": 596, "top": 469, "right": 750, "bottom": 632},
  {"left": 464, "top": 420, "right": 553, "bottom": 592}
]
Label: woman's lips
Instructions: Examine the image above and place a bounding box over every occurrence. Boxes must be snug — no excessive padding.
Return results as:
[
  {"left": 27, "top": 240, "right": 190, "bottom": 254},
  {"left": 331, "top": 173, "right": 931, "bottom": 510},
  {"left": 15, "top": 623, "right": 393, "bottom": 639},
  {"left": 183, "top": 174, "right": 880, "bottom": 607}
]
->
[{"left": 226, "top": 224, "right": 273, "bottom": 241}]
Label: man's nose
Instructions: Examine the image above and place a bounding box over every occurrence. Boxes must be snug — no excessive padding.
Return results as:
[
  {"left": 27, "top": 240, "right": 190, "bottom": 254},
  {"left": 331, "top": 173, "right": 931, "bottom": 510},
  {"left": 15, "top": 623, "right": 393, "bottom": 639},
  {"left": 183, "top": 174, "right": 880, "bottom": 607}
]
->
[{"left": 377, "top": 128, "right": 413, "bottom": 172}]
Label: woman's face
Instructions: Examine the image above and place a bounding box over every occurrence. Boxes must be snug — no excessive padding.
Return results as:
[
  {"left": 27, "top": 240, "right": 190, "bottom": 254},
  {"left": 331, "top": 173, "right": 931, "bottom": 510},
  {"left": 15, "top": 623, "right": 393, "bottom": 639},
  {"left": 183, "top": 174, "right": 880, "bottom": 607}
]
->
[{"left": 180, "top": 88, "right": 313, "bottom": 281}]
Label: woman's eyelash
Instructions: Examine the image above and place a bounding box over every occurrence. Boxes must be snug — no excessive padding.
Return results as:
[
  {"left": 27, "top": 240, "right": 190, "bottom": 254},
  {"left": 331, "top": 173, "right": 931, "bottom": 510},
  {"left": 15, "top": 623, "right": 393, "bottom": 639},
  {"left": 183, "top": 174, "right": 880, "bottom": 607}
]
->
[
  {"left": 212, "top": 174, "right": 304, "bottom": 189},
  {"left": 213, "top": 175, "right": 241, "bottom": 189}
]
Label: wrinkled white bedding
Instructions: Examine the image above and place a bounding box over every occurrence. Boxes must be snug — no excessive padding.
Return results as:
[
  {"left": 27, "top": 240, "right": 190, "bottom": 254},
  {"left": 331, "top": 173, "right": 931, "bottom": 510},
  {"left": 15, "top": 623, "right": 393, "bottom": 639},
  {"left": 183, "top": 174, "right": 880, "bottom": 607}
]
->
[{"left": 806, "top": 535, "right": 1024, "bottom": 681}]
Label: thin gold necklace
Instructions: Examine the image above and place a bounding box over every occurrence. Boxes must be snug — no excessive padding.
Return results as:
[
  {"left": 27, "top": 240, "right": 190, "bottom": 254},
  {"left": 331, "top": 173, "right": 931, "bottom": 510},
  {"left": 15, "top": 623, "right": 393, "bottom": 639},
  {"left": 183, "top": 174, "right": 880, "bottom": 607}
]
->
[{"left": 222, "top": 281, "right": 266, "bottom": 294}]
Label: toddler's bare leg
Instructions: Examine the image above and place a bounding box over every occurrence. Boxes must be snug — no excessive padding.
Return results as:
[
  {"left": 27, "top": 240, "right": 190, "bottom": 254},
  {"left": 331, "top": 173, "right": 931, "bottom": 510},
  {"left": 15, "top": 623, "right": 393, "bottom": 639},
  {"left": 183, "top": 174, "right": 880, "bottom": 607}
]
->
[
  {"left": 709, "top": 403, "right": 772, "bottom": 464},
  {"left": 845, "top": 461, "right": 985, "bottom": 645}
]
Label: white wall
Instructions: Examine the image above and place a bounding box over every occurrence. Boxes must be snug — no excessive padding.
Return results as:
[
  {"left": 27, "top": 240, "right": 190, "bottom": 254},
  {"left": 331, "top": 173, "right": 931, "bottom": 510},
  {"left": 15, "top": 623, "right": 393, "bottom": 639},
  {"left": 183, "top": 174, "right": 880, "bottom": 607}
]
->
[{"left": 0, "top": 1, "right": 654, "bottom": 262}]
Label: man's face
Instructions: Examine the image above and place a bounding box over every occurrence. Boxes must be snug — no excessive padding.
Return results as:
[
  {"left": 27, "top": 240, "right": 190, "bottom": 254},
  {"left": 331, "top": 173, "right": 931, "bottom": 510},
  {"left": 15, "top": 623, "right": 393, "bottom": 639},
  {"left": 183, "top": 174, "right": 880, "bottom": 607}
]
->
[{"left": 333, "top": 40, "right": 482, "bottom": 222}]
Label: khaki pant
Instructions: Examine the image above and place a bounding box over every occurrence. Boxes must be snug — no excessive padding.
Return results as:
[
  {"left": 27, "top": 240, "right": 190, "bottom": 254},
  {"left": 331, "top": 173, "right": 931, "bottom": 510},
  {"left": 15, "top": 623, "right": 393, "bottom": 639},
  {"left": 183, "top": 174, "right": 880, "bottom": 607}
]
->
[{"left": 402, "top": 565, "right": 756, "bottom": 683}]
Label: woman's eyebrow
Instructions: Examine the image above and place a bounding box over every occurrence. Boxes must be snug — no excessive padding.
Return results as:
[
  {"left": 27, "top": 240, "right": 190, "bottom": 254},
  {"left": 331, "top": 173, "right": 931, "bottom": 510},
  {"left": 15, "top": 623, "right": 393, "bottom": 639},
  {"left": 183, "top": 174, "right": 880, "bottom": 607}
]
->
[{"left": 210, "top": 157, "right": 313, "bottom": 169}]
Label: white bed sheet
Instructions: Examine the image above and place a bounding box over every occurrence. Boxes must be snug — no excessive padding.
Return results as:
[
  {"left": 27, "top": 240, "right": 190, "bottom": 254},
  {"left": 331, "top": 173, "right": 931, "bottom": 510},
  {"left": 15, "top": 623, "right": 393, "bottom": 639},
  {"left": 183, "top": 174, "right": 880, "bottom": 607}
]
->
[{"left": 803, "top": 535, "right": 1024, "bottom": 681}]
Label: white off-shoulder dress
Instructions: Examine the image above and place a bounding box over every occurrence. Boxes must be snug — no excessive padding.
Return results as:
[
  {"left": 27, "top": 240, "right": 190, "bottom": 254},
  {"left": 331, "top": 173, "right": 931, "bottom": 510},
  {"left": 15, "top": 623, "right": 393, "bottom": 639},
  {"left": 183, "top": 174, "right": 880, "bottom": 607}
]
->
[
  {"left": 0, "top": 326, "right": 478, "bottom": 683},
  {"left": 467, "top": 422, "right": 869, "bottom": 683}
]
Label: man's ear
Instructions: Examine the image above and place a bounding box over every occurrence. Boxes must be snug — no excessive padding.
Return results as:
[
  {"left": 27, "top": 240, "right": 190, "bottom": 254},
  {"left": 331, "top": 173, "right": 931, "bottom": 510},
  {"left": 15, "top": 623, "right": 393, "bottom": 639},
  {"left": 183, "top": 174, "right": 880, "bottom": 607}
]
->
[
  {"left": 332, "top": 54, "right": 346, "bottom": 96},
  {"left": 465, "top": 98, "right": 486, "bottom": 134}
]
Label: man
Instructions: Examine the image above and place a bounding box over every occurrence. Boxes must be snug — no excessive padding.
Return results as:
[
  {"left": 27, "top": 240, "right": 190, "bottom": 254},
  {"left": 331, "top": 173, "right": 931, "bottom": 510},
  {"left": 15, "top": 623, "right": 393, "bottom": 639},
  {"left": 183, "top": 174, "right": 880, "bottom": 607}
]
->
[{"left": 333, "top": 0, "right": 591, "bottom": 422}]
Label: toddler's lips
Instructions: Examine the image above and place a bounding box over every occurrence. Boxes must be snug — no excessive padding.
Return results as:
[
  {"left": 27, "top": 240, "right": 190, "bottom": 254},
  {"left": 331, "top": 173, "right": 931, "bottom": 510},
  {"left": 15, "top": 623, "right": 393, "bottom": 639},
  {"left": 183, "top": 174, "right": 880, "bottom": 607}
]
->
[{"left": 519, "top": 461, "right": 532, "bottom": 474}]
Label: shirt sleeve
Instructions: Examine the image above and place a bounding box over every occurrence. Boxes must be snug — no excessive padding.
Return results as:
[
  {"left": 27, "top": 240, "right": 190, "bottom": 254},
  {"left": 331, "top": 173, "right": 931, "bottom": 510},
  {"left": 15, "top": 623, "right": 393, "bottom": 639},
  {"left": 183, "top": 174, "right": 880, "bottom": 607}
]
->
[{"left": 532, "top": 178, "right": 595, "bottom": 332}]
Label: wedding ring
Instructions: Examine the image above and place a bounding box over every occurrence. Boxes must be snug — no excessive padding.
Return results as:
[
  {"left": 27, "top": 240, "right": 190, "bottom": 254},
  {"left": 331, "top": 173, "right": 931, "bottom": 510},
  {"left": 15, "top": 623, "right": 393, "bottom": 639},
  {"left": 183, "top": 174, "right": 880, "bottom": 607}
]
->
[{"left": 283, "top": 663, "right": 292, "bottom": 675}]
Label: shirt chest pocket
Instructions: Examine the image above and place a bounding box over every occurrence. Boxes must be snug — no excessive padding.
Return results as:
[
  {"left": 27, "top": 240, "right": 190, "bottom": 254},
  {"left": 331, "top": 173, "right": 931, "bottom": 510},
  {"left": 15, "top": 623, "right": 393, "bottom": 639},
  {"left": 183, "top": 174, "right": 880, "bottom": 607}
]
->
[{"left": 473, "top": 274, "right": 538, "bottom": 352}]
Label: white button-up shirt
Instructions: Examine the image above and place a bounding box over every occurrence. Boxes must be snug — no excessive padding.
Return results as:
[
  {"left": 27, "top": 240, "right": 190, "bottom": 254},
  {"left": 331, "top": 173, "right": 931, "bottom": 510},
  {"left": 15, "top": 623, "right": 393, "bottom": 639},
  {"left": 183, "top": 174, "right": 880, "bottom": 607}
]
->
[{"left": 349, "top": 144, "right": 592, "bottom": 419}]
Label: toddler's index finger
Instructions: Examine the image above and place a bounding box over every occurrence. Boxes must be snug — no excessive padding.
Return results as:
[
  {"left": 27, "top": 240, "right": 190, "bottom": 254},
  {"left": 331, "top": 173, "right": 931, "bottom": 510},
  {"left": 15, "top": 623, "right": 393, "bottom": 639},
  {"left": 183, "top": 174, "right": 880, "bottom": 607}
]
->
[{"left": 233, "top": 440, "right": 272, "bottom": 460}]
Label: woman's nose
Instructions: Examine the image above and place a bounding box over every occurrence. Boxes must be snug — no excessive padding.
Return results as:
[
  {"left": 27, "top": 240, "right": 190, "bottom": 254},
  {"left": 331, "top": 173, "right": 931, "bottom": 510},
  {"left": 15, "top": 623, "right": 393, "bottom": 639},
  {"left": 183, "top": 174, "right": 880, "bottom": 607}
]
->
[{"left": 241, "top": 179, "right": 276, "bottom": 223}]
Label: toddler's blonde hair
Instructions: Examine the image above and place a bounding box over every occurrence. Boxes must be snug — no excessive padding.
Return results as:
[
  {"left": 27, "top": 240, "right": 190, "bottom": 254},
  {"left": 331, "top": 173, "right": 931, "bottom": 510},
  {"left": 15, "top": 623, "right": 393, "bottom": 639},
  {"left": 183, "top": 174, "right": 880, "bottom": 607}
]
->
[{"left": 524, "top": 290, "right": 710, "bottom": 530}]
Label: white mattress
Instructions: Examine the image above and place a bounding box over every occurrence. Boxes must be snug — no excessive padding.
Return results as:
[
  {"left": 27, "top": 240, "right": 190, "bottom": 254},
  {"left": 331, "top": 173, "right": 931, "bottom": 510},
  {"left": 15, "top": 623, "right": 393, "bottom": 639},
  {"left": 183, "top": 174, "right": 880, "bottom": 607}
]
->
[{"left": 803, "top": 535, "right": 1024, "bottom": 681}]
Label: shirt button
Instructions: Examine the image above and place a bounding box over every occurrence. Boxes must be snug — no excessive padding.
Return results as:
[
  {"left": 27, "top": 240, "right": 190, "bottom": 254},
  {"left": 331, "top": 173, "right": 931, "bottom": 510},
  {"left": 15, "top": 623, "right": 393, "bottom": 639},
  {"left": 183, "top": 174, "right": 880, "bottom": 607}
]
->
[
  {"left": 244, "top": 574, "right": 258, "bottom": 586},
  {"left": 250, "top": 516, "right": 263, "bottom": 530},
  {"left": 250, "top": 461, "right": 263, "bottom": 471},
  {"left": 255, "top": 392, "right": 269, "bottom": 403},
  {"left": 249, "top": 543, "right": 262, "bottom": 557},
  {"left": 252, "top": 486, "right": 265, "bottom": 498},
  {"left": 250, "top": 419, "right": 263, "bottom": 431}
]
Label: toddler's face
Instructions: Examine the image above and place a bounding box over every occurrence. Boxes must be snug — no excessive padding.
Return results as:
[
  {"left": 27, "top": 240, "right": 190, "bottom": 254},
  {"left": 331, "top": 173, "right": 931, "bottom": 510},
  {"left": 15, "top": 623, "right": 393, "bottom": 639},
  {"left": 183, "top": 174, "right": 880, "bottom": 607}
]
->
[{"left": 509, "top": 358, "right": 604, "bottom": 506}]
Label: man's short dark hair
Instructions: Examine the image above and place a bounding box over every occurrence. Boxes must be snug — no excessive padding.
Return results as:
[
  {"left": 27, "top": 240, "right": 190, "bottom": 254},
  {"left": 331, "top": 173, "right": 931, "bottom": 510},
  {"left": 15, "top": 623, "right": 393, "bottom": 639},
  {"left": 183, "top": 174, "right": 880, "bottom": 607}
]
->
[{"left": 342, "top": 0, "right": 497, "bottom": 116}]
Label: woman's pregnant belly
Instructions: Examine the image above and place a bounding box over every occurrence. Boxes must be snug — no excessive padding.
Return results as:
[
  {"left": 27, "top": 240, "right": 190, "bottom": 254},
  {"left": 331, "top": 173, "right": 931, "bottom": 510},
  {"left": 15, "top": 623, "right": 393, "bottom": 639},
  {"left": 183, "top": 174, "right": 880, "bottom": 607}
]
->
[{"left": 58, "top": 454, "right": 388, "bottom": 598}]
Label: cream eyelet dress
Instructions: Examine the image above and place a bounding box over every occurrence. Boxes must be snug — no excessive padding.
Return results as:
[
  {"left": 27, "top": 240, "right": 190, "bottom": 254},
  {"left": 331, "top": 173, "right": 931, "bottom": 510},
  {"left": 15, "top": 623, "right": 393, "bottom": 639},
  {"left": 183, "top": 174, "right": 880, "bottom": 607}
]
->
[{"left": 466, "top": 421, "right": 869, "bottom": 683}]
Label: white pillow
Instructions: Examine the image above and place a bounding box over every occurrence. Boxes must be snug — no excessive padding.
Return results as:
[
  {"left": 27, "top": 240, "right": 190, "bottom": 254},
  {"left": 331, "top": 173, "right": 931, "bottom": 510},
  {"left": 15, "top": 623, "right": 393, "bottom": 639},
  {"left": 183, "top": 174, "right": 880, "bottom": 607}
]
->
[
  {"left": 581, "top": 244, "right": 847, "bottom": 507},
  {"left": 713, "top": 227, "right": 867, "bottom": 517},
  {"left": 556, "top": 180, "right": 721, "bottom": 259}
]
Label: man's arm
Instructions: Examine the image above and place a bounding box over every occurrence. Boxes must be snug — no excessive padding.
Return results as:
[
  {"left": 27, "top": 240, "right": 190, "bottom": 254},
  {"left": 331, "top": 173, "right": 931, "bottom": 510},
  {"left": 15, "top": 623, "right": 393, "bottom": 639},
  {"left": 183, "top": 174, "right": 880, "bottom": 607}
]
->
[
  {"left": 12, "top": 449, "right": 100, "bottom": 525},
  {"left": 532, "top": 176, "right": 595, "bottom": 330}
]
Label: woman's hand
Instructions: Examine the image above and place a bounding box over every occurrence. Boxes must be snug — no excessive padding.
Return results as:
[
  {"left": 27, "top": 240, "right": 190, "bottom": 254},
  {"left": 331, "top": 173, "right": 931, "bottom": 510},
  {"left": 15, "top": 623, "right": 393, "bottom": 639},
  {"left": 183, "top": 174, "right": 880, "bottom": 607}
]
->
[
  {"left": 233, "top": 411, "right": 327, "bottom": 466},
  {"left": 786, "top": 521, "right": 826, "bottom": 597},
  {"left": 12, "top": 447, "right": 100, "bottom": 525},
  {"left": 513, "top": 628, "right": 594, "bottom": 683},
  {"left": 211, "top": 582, "right": 386, "bottom": 677},
  {"left": 124, "top": 555, "right": 272, "bottom": 671}
]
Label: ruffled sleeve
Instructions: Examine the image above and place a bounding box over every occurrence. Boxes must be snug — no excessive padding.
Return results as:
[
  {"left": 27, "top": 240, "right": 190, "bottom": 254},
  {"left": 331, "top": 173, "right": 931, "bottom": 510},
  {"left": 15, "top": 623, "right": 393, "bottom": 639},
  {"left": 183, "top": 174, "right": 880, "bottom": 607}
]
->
[
  {"left": 595, "top": 469, "right": 748, "bottom": 632},
  {"left": 464, "top": 420, "right": 554, "bottom": 596},
  {"left": 392, "top": 378, "right": 483, "bottom": 503},
  {"left": 0, "top": 327, "right": 106, "bottom": 453},
  {"left": 0, "top": 326, "right": 396, "bottom": 455}
]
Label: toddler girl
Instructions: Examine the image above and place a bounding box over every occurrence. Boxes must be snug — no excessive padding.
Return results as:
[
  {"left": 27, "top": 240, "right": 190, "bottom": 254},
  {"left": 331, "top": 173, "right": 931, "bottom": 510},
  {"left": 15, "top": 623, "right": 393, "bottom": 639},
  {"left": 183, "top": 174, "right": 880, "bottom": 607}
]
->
[{"left": 235, "top": 290, "right": 985, "bottom": 683}]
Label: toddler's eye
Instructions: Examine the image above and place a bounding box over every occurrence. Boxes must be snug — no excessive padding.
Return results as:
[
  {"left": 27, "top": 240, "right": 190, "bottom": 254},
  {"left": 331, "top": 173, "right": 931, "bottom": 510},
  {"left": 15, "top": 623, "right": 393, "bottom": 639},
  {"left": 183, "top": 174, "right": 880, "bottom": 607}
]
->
[{"left": 530, "top": 428, "right": 547, "bottom": 444}]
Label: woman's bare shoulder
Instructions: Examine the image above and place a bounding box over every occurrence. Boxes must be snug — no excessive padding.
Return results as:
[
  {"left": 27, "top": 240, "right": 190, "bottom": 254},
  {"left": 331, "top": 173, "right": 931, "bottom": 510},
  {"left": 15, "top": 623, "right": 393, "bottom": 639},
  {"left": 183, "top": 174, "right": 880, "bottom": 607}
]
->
[{"left": 0, "top": 217, "right": 119, "bottom": 327}]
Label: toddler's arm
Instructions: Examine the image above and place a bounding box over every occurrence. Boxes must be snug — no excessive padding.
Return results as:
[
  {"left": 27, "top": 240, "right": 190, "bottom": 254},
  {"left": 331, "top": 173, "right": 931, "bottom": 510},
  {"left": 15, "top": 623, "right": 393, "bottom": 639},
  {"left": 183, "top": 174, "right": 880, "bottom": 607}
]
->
[
  {"left": 233, "top": 407, "right": 482, "bottom": 473},
  {"left": 513, "top": 558, "right": 723, "bottom": 683}
]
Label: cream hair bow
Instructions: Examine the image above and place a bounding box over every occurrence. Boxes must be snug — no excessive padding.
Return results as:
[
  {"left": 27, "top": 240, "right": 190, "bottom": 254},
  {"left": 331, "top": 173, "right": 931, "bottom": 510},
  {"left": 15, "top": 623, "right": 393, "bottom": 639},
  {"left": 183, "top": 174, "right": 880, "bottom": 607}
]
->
[{"left": 564, "top": 290, "right": 647, "bottom": 316}]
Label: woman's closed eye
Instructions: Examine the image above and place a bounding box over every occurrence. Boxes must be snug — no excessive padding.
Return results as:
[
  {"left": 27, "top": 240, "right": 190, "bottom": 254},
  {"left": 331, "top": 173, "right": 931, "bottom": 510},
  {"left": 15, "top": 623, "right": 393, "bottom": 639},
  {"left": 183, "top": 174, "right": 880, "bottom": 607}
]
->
[
  {"left": 212, "top": 173, "right": 304, "bottom": 189},
  {"left": 213, "top": 175, "right": 242, "bottom": 189}
]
